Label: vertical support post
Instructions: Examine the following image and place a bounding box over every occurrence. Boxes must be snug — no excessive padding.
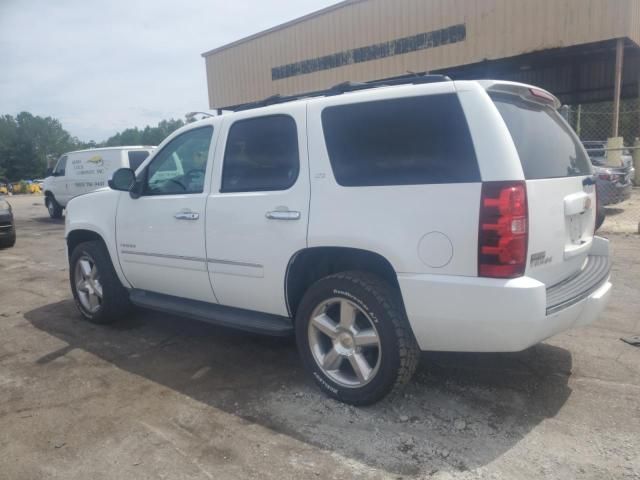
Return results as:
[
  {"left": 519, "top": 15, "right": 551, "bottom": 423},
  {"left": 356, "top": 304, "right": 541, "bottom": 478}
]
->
[
  {"left": 637, "top": 68, "right": 640, "bottom": 140},
  {"left": 633, "top": 138, "right": 640, "bottom": 186},
  {"left": 576, "top": 104, "right": 582, "bottom": 138},
  {"left": 612, "top": 38, "right": 624, "bottom": 138}
]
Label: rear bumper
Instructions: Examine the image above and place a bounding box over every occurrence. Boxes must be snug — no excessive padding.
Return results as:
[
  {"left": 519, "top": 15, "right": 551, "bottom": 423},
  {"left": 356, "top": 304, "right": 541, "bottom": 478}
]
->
[{"left": 398, "top": 237, "right": 611, "bottom": 352}]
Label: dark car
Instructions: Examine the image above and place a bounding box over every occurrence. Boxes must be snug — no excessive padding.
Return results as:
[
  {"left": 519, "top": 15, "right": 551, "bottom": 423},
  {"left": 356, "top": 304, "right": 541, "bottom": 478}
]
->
[
  {"left": 0, "top": 196, "right": 16, "bottom": 249},
  {"left": 583, "top": 141, "right": 635, "bottom": 206}
]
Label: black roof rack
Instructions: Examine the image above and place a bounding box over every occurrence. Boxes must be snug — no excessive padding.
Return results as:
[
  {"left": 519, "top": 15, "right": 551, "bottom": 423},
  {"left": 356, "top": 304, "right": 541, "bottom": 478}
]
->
[{"left": 221, "top": 72, "right": 451, "bottom": 112}]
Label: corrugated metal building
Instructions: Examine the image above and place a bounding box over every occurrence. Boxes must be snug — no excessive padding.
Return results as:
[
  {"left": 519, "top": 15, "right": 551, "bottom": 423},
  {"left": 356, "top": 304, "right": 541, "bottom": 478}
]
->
[{"left": 202, "top": 0, "right": 640, "bottom": 111}]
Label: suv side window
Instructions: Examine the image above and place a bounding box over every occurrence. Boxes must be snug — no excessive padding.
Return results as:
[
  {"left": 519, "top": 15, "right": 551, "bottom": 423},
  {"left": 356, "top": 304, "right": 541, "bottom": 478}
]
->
[
  {"left": 321, "top": 94, "right": 480, "bottom": 186},
  {"left": 221, "top": 115, "right": 299, "bottom": 192},
  {"left": 54, "top": 155, "right": 67, "bottom": 176},
  {"left": 144, "top": 127, "right": 213, "bottom": 195}
]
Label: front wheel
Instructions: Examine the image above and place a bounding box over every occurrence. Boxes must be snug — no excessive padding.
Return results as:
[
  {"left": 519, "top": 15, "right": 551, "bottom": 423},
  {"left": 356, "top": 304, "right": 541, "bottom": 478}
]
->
[
  {"left": 69, "top": 240, "right": 130, "bottom": 324},
  {"left": 295, "top": 271, "right": 419, "bottom": 405},
  {"left": 45, "top": 196, "right": 63, "bottom": 219}
]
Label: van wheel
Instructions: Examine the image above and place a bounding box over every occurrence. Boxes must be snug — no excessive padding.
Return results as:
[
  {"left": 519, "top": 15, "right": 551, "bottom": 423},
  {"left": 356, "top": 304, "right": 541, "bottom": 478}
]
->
[
  {"left": 69, "top": 240, "right": 130, "bottom": 324},
  {"left": 45, "top": 196, "right": 63, "bottom": 219},
  {"left": 295, "top": 271, "right": 419, "bottom": 405}
]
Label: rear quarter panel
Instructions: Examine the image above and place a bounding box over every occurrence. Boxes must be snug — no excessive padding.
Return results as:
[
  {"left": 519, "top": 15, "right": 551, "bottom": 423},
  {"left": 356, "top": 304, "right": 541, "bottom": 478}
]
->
[{"left": 306, "top": 83, "right": 482, "bottom": 276}]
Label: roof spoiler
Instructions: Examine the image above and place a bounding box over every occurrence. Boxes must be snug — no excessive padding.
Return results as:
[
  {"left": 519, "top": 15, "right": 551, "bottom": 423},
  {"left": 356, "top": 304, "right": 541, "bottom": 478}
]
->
[{"left": 477, "top": 80, "right": 561, "bottom": 109}]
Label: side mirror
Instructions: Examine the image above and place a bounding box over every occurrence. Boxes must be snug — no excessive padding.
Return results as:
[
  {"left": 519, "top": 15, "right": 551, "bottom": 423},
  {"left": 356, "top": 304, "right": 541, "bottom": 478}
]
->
[
  {"left": 46, "top": 167, "right": 53, "bottom": 177},
  {"left": 109, "top": 168, "right": 136, "bottom": 192}
]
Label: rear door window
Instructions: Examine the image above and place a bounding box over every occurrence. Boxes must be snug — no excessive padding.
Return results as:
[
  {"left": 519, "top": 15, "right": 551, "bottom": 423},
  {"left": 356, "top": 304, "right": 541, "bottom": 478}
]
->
[
  {"left": 321, "top": 94, "right": 479, "bottom": 187},
  {"left": 491, "top": 94, "right": 591, "bottom": 179},
  {"left": 221, "top": 115, "right": 299, "bottom": 192}
]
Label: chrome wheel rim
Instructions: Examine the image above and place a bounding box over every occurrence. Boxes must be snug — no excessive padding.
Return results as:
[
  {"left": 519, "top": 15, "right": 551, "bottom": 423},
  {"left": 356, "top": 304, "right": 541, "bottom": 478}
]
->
[
  {"left": 308, "top": 297, "right": 382, "bottom": 388},
  {"left": 47, "top": 200, "right": 54, "bottom": 215},
  {"left": 74, "top": 254, "right": 103, "bottom": 314}
]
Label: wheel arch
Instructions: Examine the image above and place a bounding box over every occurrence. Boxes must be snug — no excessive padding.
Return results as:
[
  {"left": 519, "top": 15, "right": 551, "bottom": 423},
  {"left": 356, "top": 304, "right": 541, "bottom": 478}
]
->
[
  {"left": 285, "top": 246, "right": 401, "bottom": 318},
  {"left": 66, "top": 229, "right": 106, "bottom": 258},
  {"left": 66, "top": 226, "right": 132, "bottom": 289}
]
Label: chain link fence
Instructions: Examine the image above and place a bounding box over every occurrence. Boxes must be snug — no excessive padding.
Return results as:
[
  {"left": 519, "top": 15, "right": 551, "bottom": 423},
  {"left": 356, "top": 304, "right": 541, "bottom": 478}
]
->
[{"left": 565, "top": 98, "right": 640, "bottom": 233}]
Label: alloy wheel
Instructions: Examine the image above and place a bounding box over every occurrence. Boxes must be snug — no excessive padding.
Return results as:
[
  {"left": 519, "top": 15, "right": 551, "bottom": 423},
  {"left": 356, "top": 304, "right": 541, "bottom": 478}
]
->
[
  {"left": 307, "top": 297, "right": 382, "bottom": 388},
  {"left": 74, "top": 254, "right": 103, "bottom": 314}
]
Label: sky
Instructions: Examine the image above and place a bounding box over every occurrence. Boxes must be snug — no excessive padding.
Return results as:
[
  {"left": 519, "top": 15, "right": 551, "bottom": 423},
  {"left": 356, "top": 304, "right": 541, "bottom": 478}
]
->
[{"left": 0, "top": 0, "right": 337, "bottom": 142}]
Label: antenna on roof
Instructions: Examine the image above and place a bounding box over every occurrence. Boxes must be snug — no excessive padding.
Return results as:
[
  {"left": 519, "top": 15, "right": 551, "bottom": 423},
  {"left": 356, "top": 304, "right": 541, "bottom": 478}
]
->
[{"left": 186, "top": 111, "right": 216, "bottom": 122}]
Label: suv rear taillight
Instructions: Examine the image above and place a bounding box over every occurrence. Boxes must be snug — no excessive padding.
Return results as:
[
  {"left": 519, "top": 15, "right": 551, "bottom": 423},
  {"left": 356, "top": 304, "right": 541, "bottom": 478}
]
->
[{"left": 478, "top": 181, "right": 528, "bottom": 278}]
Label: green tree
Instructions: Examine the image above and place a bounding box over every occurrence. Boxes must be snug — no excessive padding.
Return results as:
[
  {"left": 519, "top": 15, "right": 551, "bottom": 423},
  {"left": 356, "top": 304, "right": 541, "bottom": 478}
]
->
[
  {"left": 105, "top": 118, "right": 185, "bottom": 147},
  {"left": 0, "top": 112, "right": 80, "bottom": 180},
  {"left": 0, "top": 112, "right": 189, "bottom": 180}
]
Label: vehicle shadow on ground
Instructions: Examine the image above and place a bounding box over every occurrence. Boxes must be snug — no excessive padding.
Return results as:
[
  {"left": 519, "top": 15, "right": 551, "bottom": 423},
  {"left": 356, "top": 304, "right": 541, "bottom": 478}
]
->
[
  {"left": 26, "top": 300, "right": 573, "bottom": 476},
  {"left": 603, "top": 207, "right": 625, "bottom": 217},
  {"left": 32, "top": 216, "right": 64, "bottom": 225}
]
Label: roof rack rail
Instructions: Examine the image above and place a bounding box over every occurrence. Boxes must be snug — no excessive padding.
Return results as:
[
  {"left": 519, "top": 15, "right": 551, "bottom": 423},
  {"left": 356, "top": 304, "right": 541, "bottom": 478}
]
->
[{"left": 221, "top": 72, "right": 451, "bottom": 112}]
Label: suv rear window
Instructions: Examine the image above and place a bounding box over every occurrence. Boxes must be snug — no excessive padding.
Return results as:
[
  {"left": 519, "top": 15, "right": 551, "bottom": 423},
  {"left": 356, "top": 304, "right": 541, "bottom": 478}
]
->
[
  {"left": 128, "top": 150, "right": 150, "bottom": 171},
  {"left": 321, "top": 94, "right": 480, "bottom": 187},
  {"left": 491, "top": 94, "right": 591, "bottom": 179}
]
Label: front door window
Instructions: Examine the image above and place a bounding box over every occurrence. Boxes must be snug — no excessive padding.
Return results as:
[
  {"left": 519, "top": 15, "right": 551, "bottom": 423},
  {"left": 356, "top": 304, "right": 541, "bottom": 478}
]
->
[{"left": 144, "top": 127, "right": 213, "bottom": 195}]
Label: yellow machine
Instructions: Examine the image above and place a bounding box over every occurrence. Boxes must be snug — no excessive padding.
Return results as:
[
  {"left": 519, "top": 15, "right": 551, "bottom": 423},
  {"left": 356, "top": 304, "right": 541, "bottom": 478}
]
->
[{"left": 10, "top": 182, "right": 41, "bottom": 194}]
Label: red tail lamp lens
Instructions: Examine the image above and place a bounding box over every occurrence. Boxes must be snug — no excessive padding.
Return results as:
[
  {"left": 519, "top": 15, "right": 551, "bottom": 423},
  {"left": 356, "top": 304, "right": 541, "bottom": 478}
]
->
[{"left": 479, "top": 181, "right": 528, "bottom": 278}]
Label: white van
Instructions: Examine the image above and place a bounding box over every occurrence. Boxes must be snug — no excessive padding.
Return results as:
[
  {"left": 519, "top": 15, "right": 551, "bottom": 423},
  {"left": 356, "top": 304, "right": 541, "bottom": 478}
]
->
[{"left": 43, "top": 146, "right": 154, "bottom": 218}]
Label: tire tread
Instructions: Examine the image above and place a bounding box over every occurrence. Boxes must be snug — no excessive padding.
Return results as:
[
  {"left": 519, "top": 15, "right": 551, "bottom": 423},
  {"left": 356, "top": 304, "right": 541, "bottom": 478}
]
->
[
  {"left": 296, "top": 270, "right": 419, "bottom": 405},
  {"left": 330, "top": 271, "right": 419, "bottom": 390}
]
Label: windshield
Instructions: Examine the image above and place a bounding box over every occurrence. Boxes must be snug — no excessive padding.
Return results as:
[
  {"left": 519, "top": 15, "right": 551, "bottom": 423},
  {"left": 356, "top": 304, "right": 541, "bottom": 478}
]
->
[{"left": 491, "top": 93, "right": 592, "bottom": 179}]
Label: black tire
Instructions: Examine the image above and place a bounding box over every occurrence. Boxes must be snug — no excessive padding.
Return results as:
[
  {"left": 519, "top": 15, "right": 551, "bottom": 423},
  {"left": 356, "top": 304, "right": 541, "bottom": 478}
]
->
[
  {"left": 45, "top": 195, "right": 63, "bottom": 219},
  {"left": 69, "top": 240, "right": 130, "bottom": 324},
  {"left": 295, "top": 271, "right": 419, "bottom": 405},
  {"left": 595, "top": 204, "right": 605, "bottom": 232},
  {"left": 0, "top": 231, "right": 15, "bottom": 249}
]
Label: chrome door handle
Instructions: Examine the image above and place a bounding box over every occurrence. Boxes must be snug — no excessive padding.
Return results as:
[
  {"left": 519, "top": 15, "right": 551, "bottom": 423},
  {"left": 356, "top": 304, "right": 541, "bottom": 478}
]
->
[
  {"left": 174, "top": 211, "right": 199, "bottom": 220},
  {"left": 265, "top": 210, "right": 301, "bottom": 220}
]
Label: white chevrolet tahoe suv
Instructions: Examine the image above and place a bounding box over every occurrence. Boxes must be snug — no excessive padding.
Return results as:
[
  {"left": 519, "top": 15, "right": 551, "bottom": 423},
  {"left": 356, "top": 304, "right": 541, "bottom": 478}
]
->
[{"left": 65, "top": 77, "right": 612, "bottom": 405}]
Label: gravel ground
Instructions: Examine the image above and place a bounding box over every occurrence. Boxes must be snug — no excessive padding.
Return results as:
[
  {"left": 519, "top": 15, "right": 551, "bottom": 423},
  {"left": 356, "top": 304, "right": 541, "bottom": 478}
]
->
[
  {"left": 600, "top": 187, "right": 640, "bottom": 234},
  {"left": 1, "top": 194, "right": 639, "bottom": 479}
]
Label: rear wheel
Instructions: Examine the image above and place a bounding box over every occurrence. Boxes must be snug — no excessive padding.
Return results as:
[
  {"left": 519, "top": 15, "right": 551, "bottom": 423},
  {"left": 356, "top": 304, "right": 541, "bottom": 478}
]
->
[
  {"left": 295, "top": 271, "right": 419, "bottom": 405},
  {"left": 45, "top": 196, "right": 63, "bottom": 219},
  {"left": 70, "top": 240, "right": 130, "bottom": 324},
  {"left": 595, "top": 203, "right": 606, "bottom": 231}
]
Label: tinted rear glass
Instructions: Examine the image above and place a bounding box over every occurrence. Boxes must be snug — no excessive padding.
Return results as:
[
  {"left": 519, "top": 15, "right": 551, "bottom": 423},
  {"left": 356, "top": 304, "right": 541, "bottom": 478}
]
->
[
  {"left": 321, "top": 94, "right": 479, "bottom": 186},
  {"left": 128, "top": 150, "right": 150, "bottom": 171},
  {"left": 221, "top": 115, "right": 299, "bottom": 193},
  {"left": 492, "top": 94, "right": 591, "bottom": 179}
]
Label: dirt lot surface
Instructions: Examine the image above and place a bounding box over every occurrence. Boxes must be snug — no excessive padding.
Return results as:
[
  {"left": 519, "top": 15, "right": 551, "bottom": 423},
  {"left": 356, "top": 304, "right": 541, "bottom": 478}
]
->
[
  {"left": 1, "top": 194, "right": 639, "bottom": 479},
  {"left": 600, "top": 187, "right": 640, "bottom": 234}
]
